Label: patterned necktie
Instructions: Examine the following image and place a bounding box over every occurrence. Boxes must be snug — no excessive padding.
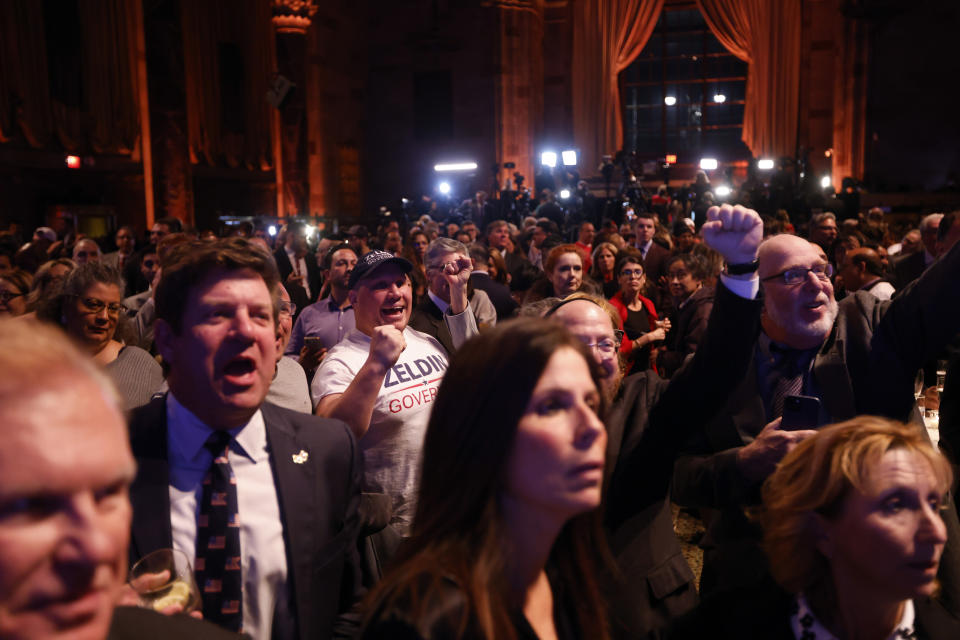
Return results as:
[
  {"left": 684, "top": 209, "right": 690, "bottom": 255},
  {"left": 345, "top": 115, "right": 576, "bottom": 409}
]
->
[
  {"left": 195, "top": 431, "right": 243, "bottom": 632},
  {"left": 770, "top": 346, "right": 805, "bottom": 418}
]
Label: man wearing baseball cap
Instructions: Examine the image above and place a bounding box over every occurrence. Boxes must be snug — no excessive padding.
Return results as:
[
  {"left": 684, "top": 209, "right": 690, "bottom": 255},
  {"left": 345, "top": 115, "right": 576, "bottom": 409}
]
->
[{"left": 311, "top": 250, "right": 476, "bottom": 533}]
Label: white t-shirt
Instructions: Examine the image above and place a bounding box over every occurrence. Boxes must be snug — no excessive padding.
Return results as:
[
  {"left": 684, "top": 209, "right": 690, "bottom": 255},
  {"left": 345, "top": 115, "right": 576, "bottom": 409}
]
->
[{"left": 311, "top": 327, "right": 448, "bottom": 532}]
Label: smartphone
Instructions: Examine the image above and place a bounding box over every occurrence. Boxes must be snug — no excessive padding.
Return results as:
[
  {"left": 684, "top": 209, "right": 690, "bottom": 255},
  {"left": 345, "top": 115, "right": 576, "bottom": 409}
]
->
[
  {"left": 303, "top": 336, "right": 326, "bottom": 352},
  {"left": 781, "top": 395, "right": 821, "bottom": 431}
]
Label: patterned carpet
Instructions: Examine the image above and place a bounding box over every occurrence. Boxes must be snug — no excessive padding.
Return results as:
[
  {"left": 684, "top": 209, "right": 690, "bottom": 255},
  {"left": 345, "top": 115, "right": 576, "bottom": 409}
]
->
[{"left": 672, "top": 505, "right": 705, "bottom": 588}]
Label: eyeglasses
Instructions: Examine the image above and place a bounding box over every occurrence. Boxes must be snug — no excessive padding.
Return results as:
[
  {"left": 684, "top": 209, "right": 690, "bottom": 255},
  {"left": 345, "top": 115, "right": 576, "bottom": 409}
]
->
[
  {"left": 667, "top": 270, "right": 690, "bottom": 281},
  {"left": 761, "top": 263, "right": 834, "bottom": 286},
  {"left": 279, "top": 301, "right": 297, "bottom": 316},
  {"left": 619, "top": 268, "right": 644, "bottom": 278},
  {"left": 578, "top": 330, "right": 623, "bottom": 356},
  {"left": 0, "top": 290, "right": 24, "bottom": 303},
  {"left": 74, "top": 296, "right": 126, "bottom": 316}
]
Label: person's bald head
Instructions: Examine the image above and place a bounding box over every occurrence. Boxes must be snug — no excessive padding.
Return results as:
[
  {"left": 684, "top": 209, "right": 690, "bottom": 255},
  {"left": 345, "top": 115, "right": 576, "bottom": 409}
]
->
[
  {"left": 72, "top": 238, "right": 102, "bottom": 265},
  {"left": 758, "top": 234, "right": 838, "bottom": 349},
  {"left": 546, "top": 296, "right": 622, "bottom": 402},
  {"left": 839, "top": 247, "right": 884, "bottom": 292}
]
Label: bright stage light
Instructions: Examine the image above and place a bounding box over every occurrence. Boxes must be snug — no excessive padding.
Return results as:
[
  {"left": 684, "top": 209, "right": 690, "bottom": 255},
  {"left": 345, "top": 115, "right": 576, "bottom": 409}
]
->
[
  {"left": 561, "top": 150, "right": 578, "bottom": 166},
  {"left": 65, "top": 155, "right": 81, "bottom": 169},
  {"left": 434, "top": 162, "right": 478, "bottom": 172},
  {"left": 541, "top": 151, "right": 557, "bottom": 168},
  {"left": 268, "top": 225, "right": 277, "bottom": 237},
  {"left": 699, "top": 158, "right": 718, "bottom": 170},
  {"left": 560, "top": 189, "right": 571, "bottom": 199},
  {"left": 715, "top": 185, "right": 731, "bottom": 198},
  {"left": 820, "top": 175, "right": 832, "bottom": 189},
  {"left": 664, "top": 96, "right": 677, "bottom": 106},
  {"left": 713, "top": 94, "right": 726, "bottom": 103},
  {"left": 438, "top": 181, "right": 452, "bottom": 195},
  {"left": 757, "top": 158, "right": 775, "bottom": 170}
]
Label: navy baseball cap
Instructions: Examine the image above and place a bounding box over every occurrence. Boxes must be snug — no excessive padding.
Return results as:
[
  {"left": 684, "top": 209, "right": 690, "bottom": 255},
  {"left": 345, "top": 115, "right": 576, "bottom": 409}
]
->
[{"left": 348, "top": 250, "right": 413, "bottom": 290}]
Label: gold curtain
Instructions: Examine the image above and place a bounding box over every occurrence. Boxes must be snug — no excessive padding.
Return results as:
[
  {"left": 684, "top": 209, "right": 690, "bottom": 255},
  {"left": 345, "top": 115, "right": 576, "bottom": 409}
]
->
[
  {"left": 572, "top": 0, "right": 665, "bottom": 172},
  {"left": 696, "top": 0, "right": 802, "bottom": 160},
  {"left": 0, "top": 1, "right": 54, "bottom": 147},
  {"left": 831, "top": 15, "right": 867, "bottom": 183},
  {"left": 0, "top": 0, "right": 140, "bottom": 153},
  {"left": 181, "top": 0, "right": 275, "bottom": 170}
]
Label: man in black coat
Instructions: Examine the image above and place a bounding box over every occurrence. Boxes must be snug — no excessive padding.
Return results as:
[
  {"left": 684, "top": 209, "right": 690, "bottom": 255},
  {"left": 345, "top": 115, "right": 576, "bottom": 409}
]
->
[
  {"left": 468, "top": 243, "right": 518, "bottom": 322},
  {"left": 548, "top": 204, "right": 764, "bottom": 637},
  {"left": 130, "top": 238, "right": 362, "bottom": 639},
  {"left": 673, "top": 232, "right": 960, "bottom": 615},
  {"left": 274, "top": 221, "right": 322, "bottom": 310}
]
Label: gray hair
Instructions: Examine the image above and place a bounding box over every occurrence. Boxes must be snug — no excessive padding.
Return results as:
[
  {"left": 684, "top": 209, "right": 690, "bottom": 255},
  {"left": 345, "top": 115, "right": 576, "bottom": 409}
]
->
[
  {"left": 810, "top": 211, "right": 836, "bottom": 226},
  {"left": 424, "top": 237, "right": 469, "bottom": 269},
  {"left": 920, "top": 213, "right": 944, "bottom": 233}
]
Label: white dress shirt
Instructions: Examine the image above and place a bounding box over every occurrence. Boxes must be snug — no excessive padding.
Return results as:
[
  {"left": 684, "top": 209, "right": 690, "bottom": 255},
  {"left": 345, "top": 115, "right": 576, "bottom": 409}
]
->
[{"left": 166, "top": 393, "right": 289, "bottom": 640}]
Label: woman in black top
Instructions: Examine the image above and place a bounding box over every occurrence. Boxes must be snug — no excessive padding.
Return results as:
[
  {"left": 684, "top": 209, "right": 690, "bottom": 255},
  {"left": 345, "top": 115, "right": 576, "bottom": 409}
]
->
[{"left": 360, "top": 319, "right": 612, "bottom": 640}]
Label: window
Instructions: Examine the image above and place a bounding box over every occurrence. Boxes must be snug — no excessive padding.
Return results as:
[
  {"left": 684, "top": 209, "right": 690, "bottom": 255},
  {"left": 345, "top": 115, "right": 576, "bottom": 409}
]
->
[{"left": 620, "top": 8, "right": 749, "bottom": 163}]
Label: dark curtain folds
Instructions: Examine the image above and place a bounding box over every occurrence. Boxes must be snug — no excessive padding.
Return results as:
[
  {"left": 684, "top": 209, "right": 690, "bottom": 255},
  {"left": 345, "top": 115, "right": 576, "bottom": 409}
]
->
[
  {"left": 696, "top": 0, "right": 802, "bottom": 160},
  {"left": 572, "top": 0, "right": 665, "bottom": 173},
  {"left": 181, "top": 0, "right": 274, "bottom": 170},
  {"left": 0, "top": 0, "right": 140, "bottom": 153}
]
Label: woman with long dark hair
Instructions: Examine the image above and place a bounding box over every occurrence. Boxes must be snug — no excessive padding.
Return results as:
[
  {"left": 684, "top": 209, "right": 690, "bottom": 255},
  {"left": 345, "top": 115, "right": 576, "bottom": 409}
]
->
[{"left": 361, "top": 318, "right": 612, "bottom": 639}]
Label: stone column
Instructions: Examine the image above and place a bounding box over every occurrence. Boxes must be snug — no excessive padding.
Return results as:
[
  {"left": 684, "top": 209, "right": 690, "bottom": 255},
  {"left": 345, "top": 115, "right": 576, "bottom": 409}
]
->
[{"left": 272, "top": 0, "right": 317, "bottom": 217}]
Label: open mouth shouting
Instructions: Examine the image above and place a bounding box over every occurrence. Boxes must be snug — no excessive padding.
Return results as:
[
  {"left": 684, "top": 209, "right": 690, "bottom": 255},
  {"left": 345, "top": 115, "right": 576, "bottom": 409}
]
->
[
  {"left": 379, "top": 303, "right": 407, "bottom": 326},
  {"left": 221, "top": 353, "right": 260, "bottom": 388}
]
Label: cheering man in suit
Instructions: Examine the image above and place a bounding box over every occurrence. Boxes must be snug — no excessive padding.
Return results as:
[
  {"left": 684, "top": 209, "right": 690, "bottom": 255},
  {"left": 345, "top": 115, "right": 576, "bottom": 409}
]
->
[{"left": 128, "top": 238, "right": 362, "bottom": 639}]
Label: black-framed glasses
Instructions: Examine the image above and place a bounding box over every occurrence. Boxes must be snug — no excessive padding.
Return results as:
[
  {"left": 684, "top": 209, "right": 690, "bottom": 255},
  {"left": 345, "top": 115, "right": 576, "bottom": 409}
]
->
[
  {"left": 0, "top": 290, "right": 24, "bottom": 303},
  {"left": 73, "top": 296, "right": 126, "bottom": 316},
  {"left": 761, "top": 263, "right": 834, "bottom": 286},
  {"left": 578, "top": 330, "right": 623, "bottom": 356},
  {"left": 279, "top": 301, "right": 297, "bottom": 317},
  {"left": 619, "top": 268, "right": 644, "bottom": 279}
]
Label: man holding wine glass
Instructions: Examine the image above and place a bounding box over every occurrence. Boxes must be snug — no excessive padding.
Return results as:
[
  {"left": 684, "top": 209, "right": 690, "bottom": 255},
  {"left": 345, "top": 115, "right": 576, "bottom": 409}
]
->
[{"left": 127, "top": 238, "right": 363, "bottom": 639}]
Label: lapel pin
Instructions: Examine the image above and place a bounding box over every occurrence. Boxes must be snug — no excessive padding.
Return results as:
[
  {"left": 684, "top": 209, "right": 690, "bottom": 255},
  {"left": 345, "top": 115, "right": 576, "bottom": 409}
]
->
[{"left": 292, "top": 450, "right": 309, "bottom": 464}]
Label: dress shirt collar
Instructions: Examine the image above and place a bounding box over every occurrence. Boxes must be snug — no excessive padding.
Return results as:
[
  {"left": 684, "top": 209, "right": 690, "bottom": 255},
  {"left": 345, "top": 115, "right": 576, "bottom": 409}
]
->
[
  {"left": 677, "top": 284, "right": 702, "bottom": 310},
  {"left": 324, "top": 293, "right": 352, "bottom": 312},
  {"left": 166, "top": 392, "right": 265, "bottom": 467},
  {"left": 427, "top": 289, "right": 450, "bottom": 314},
  {"left": 638, "top": 239, "right": 652, "bottom": 255}
]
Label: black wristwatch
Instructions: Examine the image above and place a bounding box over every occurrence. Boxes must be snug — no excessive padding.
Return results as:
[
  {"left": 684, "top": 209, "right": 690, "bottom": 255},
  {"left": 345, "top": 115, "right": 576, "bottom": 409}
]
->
[{"left": 724, "top": 258, "right": 759, "bottom": 275}]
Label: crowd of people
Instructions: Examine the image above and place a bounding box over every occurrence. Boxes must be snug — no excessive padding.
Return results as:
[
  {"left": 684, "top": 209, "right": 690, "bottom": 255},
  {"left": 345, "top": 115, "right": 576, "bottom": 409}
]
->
[{"left": 2, "top": 190, "right": 960, "bottom": 640}]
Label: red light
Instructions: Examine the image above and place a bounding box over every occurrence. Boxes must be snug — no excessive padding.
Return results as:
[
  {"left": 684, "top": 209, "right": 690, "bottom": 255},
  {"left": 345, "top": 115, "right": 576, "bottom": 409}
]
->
[
  {"left": 665, "top": 154, "right": 677, "bottom": 165},
  {"left": 65, "top": 155, "right": 81, "bottom": 169}
]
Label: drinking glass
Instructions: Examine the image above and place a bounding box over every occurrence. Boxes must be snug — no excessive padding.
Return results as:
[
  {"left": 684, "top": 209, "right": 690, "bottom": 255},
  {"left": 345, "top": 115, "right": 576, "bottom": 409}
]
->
[{"left": 128, "top": 548, "right": 201, "bottom": 614}]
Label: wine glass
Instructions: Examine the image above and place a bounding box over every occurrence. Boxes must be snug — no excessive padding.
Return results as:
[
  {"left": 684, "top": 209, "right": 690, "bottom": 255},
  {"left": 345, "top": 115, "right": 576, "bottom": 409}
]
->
[
  {"left": 914, "top": 369, "right": 925, "bottom": 401},
  {"left": 128, "top": 548, "right": 201, "bottom": 614}
]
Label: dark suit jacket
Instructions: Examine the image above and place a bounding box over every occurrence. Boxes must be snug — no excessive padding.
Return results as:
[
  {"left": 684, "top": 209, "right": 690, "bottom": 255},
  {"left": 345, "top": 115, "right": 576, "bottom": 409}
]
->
[
  {"left": 128, "top": 397, "right": 363, "bottom": 640},
  {"left": 673, "top": 240, "right": 960, "bottom": 611},
  {"left": 891, "top": 248, "right": 928, "bottom": 290},
  {"left": 469, "top": 272, "right": 517, "bottom": 322},
  {"left": 640, "top": 241, "right": 671, "bottom": 312},
  {"left": 603, "top": 283, "right": 762, "bottom": 638},
  {"left": 108, "top": 606, "right": 245, "bottom": 639},
  {"left": 408, "top": 296, "right": 457, "bottom": 355},
  {"left": 274, "top": 247, "right": 323, "bottom": 309},
  {"left": 657, "top": 285, "right": 714, "bottom": 377}
]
